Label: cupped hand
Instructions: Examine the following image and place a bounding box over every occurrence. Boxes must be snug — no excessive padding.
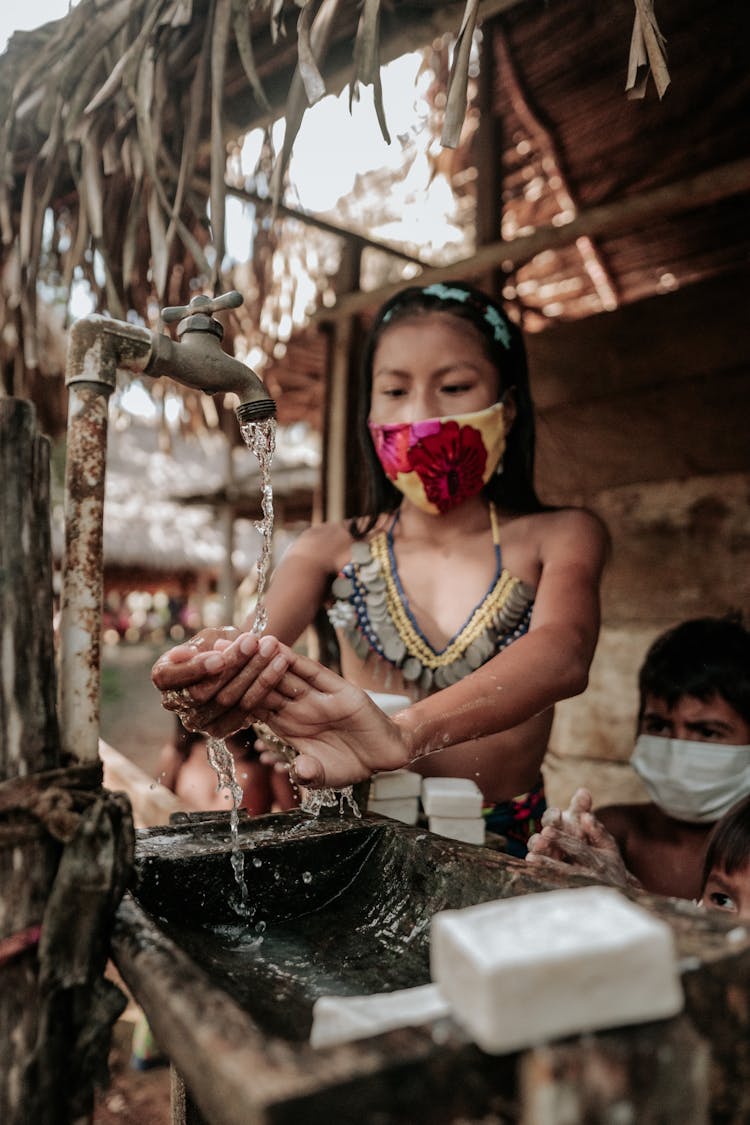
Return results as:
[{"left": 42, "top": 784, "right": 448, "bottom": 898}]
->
[
  {"left": 152, "top": 629, "right": 293, "bottom": 736},
  {"left": 246, "top": 640, "right": 413, "bottom": 789}
]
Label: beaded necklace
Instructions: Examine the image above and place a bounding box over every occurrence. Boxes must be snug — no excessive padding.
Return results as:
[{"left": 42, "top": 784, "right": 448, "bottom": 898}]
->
[{"left": 327, "top": 505, "right": 535, "bottom": 695}]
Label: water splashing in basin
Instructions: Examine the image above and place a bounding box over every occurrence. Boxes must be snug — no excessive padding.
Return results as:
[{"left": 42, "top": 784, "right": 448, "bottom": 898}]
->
[{"left": 206, "top": 737, "right": 248, "bottom": 901}]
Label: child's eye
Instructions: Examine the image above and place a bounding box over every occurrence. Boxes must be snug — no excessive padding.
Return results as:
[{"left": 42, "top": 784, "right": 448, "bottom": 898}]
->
[
  {"left": 691, "top": 726, "right": 725, "bottom": 741},
  {"left": 642, "top": 718, "right": 670, "bottom": 735},
  {"left": 708, "top": 891, "right": 736, "bottom": 912}
]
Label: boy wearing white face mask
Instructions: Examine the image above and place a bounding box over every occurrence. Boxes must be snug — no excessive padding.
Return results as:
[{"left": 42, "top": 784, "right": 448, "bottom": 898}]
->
[{"left": 527, "top": 616, "right": 750, "bottom": 901}]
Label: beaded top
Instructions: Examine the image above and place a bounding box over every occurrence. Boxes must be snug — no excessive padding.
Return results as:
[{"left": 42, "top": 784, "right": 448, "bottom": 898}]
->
[{"left": 326, "top": 507, "right": 535, "bottom": 695}]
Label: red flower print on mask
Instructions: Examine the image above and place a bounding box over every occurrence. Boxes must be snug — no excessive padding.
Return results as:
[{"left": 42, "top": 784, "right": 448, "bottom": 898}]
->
[
  {"left": 410, "top": 421, "right": 488, "bottom": 512},
  {"left": 369, "top": 422, "right": 413, "bottom": 479}
]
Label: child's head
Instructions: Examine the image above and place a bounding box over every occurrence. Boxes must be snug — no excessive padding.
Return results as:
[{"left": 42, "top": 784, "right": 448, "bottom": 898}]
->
[
  {"left": 356, "top": 281, "right": 541, "bottom": 517},
  {"left": 700, "top": 794, "right": 750, "bottom": 921},
  {"left": 630, "top": 616, "right": 750, "bottom": 825},
  {"left": 637, "top": 615, "right": 750, "bottom": 736}
]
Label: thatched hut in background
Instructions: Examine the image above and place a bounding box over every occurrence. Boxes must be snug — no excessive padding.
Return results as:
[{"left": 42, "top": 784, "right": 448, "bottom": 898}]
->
[{"left": 1, "top": 0, "right": 749, "bottom": 807}]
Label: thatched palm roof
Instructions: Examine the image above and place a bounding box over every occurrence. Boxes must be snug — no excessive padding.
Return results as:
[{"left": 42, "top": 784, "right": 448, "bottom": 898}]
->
[
  {"left": 5, "top": 0, "right": 745, "bottom": 466},
  {"left": 0, "top": 0, "right": 493, "bottom": 400}
]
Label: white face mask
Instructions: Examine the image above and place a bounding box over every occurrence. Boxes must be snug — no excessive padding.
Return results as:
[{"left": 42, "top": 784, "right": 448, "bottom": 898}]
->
[{"left": 630, "top": 734, "right": 750, "bottom": 824}]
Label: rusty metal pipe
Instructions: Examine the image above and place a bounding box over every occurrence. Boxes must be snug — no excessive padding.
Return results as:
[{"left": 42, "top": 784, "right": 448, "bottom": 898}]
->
[{"left": 58, "top": 309, "right": 275, "bottom": 762}]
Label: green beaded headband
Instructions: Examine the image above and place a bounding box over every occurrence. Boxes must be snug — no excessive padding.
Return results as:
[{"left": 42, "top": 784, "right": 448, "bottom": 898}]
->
[{"left": 380, "top": 282, "right": 513, "bottom": 351}]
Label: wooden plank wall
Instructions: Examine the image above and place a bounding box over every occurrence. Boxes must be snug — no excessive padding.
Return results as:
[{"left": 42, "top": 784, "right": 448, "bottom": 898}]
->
[{"left": 524, "top": 268, "right": 750, "bottom": 805}]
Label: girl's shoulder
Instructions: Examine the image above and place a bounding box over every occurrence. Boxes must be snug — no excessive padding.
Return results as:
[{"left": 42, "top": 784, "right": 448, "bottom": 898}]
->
[
  {"left": 503, "top": 505, "right": 609, "bottom": 565},
  {"left": 283, "top": 516, "right": 386, "bottom": 570},
  {"left": 503, "top": 504, "right": 607, "bottom": 537},
  {"left": 538, "top": 505, "right": 608, "bottom": 536}
]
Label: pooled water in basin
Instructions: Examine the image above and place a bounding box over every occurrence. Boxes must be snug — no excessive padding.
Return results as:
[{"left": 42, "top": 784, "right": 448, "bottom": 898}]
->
[{"left": 132, "top": 814, "right": 517, "bottom": 1042}]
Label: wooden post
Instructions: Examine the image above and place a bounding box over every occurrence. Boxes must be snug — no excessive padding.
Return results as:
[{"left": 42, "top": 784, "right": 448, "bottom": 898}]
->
[
  {"left": 0, "top": 398, "right": 61, "bottom": 1122},
  {"left": 323, "top": 239, "right": 362, "bottom": 522},
  {"left": 475, "top": 28, "right": 505, "bottom": 297}
]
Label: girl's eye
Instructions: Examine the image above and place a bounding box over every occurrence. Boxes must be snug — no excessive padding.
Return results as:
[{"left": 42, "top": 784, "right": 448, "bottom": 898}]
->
[{"left": 708, "top": 891, "right": 736, "bottom": 912}]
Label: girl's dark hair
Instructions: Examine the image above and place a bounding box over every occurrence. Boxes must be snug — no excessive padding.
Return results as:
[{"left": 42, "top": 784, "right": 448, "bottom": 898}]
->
[
  {"left": 353, "top": 281, "right": 543, "bottom": 530},
  {"left": 638, "top": 615, "right": 750, "bottom": 727},
  {"left": 700, "top": 793, "right": 750, "bottom": 894}
]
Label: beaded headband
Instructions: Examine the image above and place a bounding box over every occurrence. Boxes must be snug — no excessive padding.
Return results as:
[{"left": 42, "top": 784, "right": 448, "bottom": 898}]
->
[{"left": 380, "top": 282, "right": 513, "bottom": 351}]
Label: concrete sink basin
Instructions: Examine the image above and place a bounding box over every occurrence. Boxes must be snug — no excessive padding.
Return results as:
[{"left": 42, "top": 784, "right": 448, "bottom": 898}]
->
[{"left": 111, "top": 809, "right": 750, "bottom": 1125}]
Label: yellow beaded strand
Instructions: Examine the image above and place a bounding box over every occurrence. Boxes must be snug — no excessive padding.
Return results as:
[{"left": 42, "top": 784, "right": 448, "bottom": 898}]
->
[{"left": 368, "top": 529, "right": 525, "bottom": 671}]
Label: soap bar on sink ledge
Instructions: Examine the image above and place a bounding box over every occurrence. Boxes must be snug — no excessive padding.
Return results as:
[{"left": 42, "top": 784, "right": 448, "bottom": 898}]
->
[{"left": 430, "top": 885, "right": 684, "bottom": 1055}]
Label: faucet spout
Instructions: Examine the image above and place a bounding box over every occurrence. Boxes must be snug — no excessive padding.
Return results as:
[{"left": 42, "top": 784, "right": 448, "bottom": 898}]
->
[{"left": 153, "top": 290, "right": 276, "bottom": 423}]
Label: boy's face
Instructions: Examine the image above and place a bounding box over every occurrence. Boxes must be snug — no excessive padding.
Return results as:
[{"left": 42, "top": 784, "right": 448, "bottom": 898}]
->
[
  {"left": 639, "top": 692, "right": 750, "bottom": 746},
  {"left": 702, "top": 863, "right": 750, "bottom": 921}
]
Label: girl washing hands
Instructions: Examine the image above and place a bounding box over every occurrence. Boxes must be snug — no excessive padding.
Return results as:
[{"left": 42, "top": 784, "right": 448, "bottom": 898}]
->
[{"left": 152, "top": 282, "right": 608, "bottom": 855}]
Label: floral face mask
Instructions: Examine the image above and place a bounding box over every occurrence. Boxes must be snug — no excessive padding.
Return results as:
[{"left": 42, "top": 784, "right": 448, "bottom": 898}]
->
[{"left": 368, "top": 401, "right": 507, "bottom": 515}]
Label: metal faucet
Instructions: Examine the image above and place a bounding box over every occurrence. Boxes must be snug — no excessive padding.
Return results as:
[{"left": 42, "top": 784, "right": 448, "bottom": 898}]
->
[
  {"left": 156, "top": 291, "right": 276, "bottom": 424},
  {"left": 58, "top": 290, "right": 276, "bottom": 764},
  {"left": 64, "top": 289, "right": 276, "bottom": 424}
]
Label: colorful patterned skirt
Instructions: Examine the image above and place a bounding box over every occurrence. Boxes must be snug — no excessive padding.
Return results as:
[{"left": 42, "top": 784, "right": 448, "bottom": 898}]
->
[{"left": 482, "top": 776, "right": 547, "bottom": 858}]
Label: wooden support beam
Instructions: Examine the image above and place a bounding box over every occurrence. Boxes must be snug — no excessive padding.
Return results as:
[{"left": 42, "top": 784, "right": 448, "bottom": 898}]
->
[
  {"left": 315, "top": 157, "right": 750, "bottom": 322},
  {"left": 192, "top": 175, "right": 429, "bottom": 266}
]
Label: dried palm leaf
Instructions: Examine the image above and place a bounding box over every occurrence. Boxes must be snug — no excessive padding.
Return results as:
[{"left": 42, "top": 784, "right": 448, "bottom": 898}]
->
[
  {"left": 296, "top": 0, "right": 327, "bottom": 106},
  {"left": 210, "top": 0, "right": 233, "bottom": 290},
  {"left": 441, "top": 0, "right": 479, "bottom": 148},
  {"left": 349, "top": 0, "right": 390, "bottom": 144},
  {"left": 148, "top": 181, "right": 170, "bottom": 299},
  {"left": 270, "top": 0, "right": 344, "bottom": 211},
  {"left": 166, "top": 19, "right": 210, "bottom": 251},
  {"left": 80, "top": 127, "right": 105, "bottom": 241},
  {"left": 626, "top": 0, "right": 670, "bottom": 100},
  {"left": 233, "top": 0, "right": 271, "bottom": 112}
]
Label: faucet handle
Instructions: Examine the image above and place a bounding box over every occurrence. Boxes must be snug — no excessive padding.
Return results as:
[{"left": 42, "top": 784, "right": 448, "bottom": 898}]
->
[{"left": 161, "top": 290, "right": 244, "bottom": 325}]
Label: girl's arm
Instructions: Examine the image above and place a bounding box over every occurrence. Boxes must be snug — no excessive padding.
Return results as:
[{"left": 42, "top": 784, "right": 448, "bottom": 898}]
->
[
  {"left": 398, "top": 507, "right": 606, "bottom": 759},
  {"left": 194, "top": 509, "right": 608, "bottom": 787}
]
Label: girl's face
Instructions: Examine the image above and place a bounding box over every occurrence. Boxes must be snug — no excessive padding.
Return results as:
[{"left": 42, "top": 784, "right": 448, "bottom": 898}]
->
[
  {"left": 702, "top": 863, "right": 750, "bottom": 921},
  {"left": 369, "top": 314, "right": 505, "bottom": 426}
]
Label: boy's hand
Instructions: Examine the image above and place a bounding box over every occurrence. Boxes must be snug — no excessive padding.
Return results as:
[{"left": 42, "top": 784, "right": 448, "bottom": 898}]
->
[{"left": 526, "top": 788, "right": 642, "bottom": 890}]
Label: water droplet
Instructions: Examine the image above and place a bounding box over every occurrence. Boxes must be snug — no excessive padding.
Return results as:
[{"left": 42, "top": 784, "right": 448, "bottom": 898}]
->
[
  {"left": 301, "top": 871, "right": 312, "bottom": 884},
  {"left": 255, "top": 920, "right": 266, "bottom": 934},
  {"left": 252, "top": 856, "right": 262, "bottom": 868}
]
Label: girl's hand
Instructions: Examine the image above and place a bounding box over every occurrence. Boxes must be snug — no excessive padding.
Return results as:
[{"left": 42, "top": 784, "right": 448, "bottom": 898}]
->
[
  {"left": 151, "top": 626, "right": 240, "bottom": 698},
  {"left": 152, "top": 630, "right": 288, "bottom": 734},
  {"left": 246, "top": 640, "right": 414, "bottom": 788}
]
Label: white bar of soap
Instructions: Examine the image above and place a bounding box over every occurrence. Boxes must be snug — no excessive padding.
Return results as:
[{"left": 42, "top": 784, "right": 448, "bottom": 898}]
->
[
  {"left": 431, "top": 886, "right": 684, "bottom": 1054},
  {"left": 310, "top": 984, "right": 450, "bottom": 1049},
  {"left": 429, "top": 816, "right": 485, "bottom": 845},
  {"left": 366, "top": 691, "right": 412, "bottom": 716},
  {"left": 369, "top": 768, "right": 423, "bottom": 800},
  {"left": 421, "top": 777, "right": 483, "bottom": 818},
  {"left": 369, "top": 796, "right": 420, "bottom": 825}
]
